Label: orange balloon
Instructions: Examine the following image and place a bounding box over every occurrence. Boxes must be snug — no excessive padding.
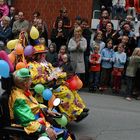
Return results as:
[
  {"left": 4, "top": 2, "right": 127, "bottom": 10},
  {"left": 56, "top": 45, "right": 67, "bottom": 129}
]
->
[
  {"left": 75, "top": 75, "right": 83, "bottom": 90},
  {"left": 48, "top": 95, "right": 56, "bottom": 109},
  {"left": 15, "top": 44, "right": 24, "bottom": 55},
  {"left": 16, "top": 62, "right": 26, "bottom": 70},
  {"left": 8, "top": 52, "right": 15, "bottom": 63}
]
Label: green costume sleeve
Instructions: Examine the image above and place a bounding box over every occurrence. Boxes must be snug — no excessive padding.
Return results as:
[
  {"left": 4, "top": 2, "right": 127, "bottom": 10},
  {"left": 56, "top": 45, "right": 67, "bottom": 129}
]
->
[{"left": 13, "top": 99, "right": 36, "bottom": 127}]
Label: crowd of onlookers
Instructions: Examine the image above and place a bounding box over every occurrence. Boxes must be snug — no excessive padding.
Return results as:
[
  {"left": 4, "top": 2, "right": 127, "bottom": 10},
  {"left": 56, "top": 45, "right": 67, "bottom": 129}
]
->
[{"left": 0, "top": 0, "right": 140, "bottom": 101}]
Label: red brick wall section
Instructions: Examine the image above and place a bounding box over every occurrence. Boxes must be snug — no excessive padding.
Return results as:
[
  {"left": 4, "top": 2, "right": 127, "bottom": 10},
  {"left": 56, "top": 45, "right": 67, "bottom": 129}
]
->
[{"left": 12, "top": 0, "right": 93, "bottom": 37}]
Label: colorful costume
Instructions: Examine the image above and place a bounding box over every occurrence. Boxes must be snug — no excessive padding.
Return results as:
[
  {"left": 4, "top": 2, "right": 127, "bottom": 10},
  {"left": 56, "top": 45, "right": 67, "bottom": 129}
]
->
[
  {"left": 8, "top": 68, "right": 73, "bottom": 140},
  {"left": 9, "top": 87, "right": 49, "bottom": 134},
  {"left": 28, "top": 60, "right": 86, "bottom": 121}
]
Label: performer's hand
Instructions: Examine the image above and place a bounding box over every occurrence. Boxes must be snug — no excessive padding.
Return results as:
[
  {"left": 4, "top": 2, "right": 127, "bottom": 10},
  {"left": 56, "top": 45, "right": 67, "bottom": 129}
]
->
[
  {"left": 46, "top": 127, "right": 57, "bottom": 140},
  {"left": 47, "top": 110, "right": 61, "bottom": 117}
]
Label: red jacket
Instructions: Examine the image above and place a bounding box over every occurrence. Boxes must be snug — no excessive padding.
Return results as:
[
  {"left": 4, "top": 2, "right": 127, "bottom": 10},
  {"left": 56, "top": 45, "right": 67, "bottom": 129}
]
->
[
  {"left": 125, "top": 0, "right": 138, "bottom": 10},
  {"left": 89, "top": 53, "right": 101, "bottom": 72}
]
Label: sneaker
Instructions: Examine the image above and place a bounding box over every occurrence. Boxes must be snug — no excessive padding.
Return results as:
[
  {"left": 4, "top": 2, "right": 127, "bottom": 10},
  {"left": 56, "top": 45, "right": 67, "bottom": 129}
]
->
[
  {"left": 75, "top": 112, "right": 88, "bottom": 122},
  {"left": 83, "top": 108, "right": 89, "bottom": 113},
  {"left": 135, "top": 17, "right": 138, "bottom": 23},
  {"left": 126, "top": 97, "right": 132, "bottom": 101},
  {"left": 99, "top": 87, "right": 104, "bottom": 91}
]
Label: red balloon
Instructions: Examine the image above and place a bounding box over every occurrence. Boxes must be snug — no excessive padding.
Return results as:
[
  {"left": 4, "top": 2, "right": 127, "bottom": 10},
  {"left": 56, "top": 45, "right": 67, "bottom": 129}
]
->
[{"left": 66, "top": 76, "right": 77, "bottom": 90}]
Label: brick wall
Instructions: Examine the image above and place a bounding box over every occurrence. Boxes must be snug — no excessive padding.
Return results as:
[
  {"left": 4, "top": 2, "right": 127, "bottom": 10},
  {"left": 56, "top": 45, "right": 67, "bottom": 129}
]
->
[{"left": 12, "top": 0, "right": 93, "bottom": 37}]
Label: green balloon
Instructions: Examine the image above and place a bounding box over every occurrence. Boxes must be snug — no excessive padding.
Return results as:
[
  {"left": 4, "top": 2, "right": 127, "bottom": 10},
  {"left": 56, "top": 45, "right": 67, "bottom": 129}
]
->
[
  {"left": 34, "top": 84, "right": 45, "bottom": 94},
  {"left": 58, "top": 137, "right": 64, "bottom": 140},
  {"left": 54, "top": 115, "right": 68, "bottom": 127}
]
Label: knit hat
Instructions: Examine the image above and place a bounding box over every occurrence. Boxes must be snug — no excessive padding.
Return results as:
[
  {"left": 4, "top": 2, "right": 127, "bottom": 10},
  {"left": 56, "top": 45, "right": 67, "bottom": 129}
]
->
[{"left": 16, "top": 68, "right": 31, "bottom": 78}]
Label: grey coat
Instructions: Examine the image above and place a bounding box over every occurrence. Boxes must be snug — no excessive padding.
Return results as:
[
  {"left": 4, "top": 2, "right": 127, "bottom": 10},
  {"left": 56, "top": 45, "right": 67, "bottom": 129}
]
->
[
  {"left": 125, "top": 56, "right": 140, "bottom": 77},
  {"left": 68, "top": 37, "right": 87, "bottom": 73}
]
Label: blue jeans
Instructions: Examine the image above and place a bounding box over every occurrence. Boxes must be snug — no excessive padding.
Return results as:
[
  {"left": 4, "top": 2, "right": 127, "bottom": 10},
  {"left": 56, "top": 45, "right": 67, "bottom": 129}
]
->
[
  {"left": 112, "top": 5, "right": 125, "bottom": 19},
  {"left": 89, "top": 71, "right": 100, "bottom": 88}
]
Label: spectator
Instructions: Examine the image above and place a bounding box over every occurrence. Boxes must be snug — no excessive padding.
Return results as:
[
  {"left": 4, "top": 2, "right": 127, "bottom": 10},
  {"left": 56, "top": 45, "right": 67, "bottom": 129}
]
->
[
  {"left": 68, "top": 26, "right": 87, "bottom": 85},
  {"left": 8, "top": 6, "right": 16, "bottom": 27},
  {"left": 54, "top": 7, "right": 71, "bottom": 30},
  {"left": 97, "top": 16, "right": 110, "bottom": 34},
  {"left": 89, "top": 45, "right": 101, "bottom": 92},
  {"left": 112, "top": 43, "right": 126, "bottom": 93},
  {"left": 46, "top": 43, "right": 58, "bottom": 67},
  {"left": 125, "top": 48, "right": 140, "bottom": 101},
  {"left": 58, "top": 45, "right": 67, "bottom": 66},
  {"left": 61, "top": 54, "right": 75, "bottom": 79},
  {"left": 51, "top": 19, "right": 68, "bottom": 52},
  {"left": 81, "top": 18, "right": 93, "bottom": 86},
  {"left": 36, "top": 19, "right": 48, "bottom": 47},
  {"left": 0, "top": 16, "right": 12, "bottom": 51},
  {"left": 112, "top": 0, "right": 126, "bottom": 20},
  {"left": 99, "top": 39, "right": 114, "bottom": 91},
  {"left": 125, "top": 0, "right": 138, "bottom": 22},
  {"left": 100, "top": 0, "right": 112, "bottom": 14},
  {"left": 119, "top": 23, "right": 136, "bottom": 57},
  {"left": 32, "top": 11, "right": 40, "bottom": 27},
  {"left": 0, "top": 0, "right": 9, "bottom": 20},
  {"left": 91, "top": 31, "right": 105, "bottom": 54},
  {"left": 102, "top": 22, "right": 115, "bottom": 43},
  {"left": 68, "top": 16, "right": 82, "bottom": 42},
  {"left": 12, "top": 12, "right": 29, "bottom": 38}
]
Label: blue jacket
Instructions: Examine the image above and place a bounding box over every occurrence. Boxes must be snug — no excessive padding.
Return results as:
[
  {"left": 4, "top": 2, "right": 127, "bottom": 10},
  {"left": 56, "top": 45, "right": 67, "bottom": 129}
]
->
[
  {"left": 113, "top": 52, "right": 126, "bottom": 68},
  {"left": 101, "top": 48, "right": 114, "bottom": 68}
]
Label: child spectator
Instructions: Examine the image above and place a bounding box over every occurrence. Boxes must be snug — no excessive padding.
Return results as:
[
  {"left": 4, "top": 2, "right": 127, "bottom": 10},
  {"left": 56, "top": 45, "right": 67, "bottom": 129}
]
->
[
  {"left": 46, "top": 43, "right": 58, "bottom": 67},
  {"left": 58, "top": 45, "right": 67, "bottom": 66},
  {"left": 99, "top": 39, "right": 114, "bottom": 91},
  {"left": 112, "top": 43, "right": 126, "bottom": 93},
  {"left": 125, "top": 0, "right": 138, "bottom": 22},
  {"left": 61, "top": 54, "right": 75, "bottom": 79},
  {"left": 91, "top": 31, "right": 105, "bottom": 54},
  {"left": 125, "top": 48, "right": 140, "bottom": 101},
  {"left": 89, "top": 45, "right": 101, "bottom": 92}
]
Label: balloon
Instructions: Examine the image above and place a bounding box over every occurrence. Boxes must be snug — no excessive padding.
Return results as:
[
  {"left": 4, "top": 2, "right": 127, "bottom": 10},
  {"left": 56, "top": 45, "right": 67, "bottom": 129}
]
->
[
  {"left": 53, "top": 98, "right": 61, "bottom": 107},
  {"left": 48, "top": 95, "right": 56, "bottom": 109},
  {"left": 30, "top": 26, "right": 39, "bottom": 40},
  {"left": 16, "top": 62, "right": 26, "bottom": 70},
  {"left": 38, "top": 136, "right": 50, "bottom": 140},
  {"left": 34, "top": 84, "right": 45, "bottom": 94},
  {"left": 0, "top": 50, "right": 14, "bottom": 72},
  {"left": 67, "top": 77, "right": 77, "bottom": 90},
  {"left": 8, "top": 51, "right": 15, "bottom": 64},
  {"left": 42, "top": 89, "right": 52, "bottom": 101},
  {"left": 7, "top": 39, "right": 18, "bottom": 50},
  {"left": 15, "top": 44, "right": 24, "bottom": 55},
  {"left": 58, "top": 138, "right": 64, "bottom": 140},
  {"left": 24, "top": 45, "right": 34, "bottom": 56},
  {"left": 0, "top": 60, "right": 10, "bottom": 78},
  {"left": 75, "top": 75, "right": 83, "bottom": 90},
  {"left": 54, "top": 114, "right": 68, "bottom": 127}
]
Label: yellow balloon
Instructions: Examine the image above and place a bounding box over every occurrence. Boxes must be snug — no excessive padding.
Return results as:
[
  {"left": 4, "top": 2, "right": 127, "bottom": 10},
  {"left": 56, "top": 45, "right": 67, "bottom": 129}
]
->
[
  {"left": 7, "top": 39, "right": 19, "bottom": 50},
  {"left": 30, "top": 26, "right": 39, "bottom": 40}
]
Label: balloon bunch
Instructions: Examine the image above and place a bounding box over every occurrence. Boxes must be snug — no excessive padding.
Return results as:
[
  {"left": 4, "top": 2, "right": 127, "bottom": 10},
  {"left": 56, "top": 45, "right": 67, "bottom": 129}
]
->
[
  {"left": 34, "top": 84, "right": 61, "bottom": 109},
  {"left": 66, "top": 75, "right": 83, "bottom": 91}
]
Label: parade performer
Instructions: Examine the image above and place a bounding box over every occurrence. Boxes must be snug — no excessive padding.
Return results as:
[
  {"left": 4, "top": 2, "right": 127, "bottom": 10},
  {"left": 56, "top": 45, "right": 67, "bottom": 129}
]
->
[
  {"left": 27, "top": 45, "right": 89, "bottom": 122},
  {"left": 8, "top": 68, "right": 73, "bottom": 140}
]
